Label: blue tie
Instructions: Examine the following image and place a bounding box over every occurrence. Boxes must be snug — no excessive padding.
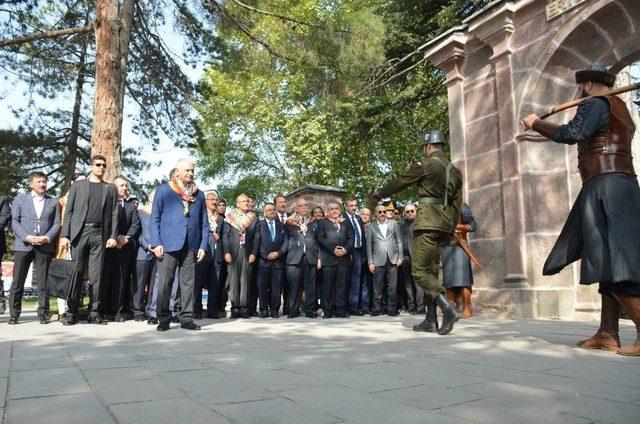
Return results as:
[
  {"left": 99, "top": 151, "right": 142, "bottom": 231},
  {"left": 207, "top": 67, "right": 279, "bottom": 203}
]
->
[{"left": 269, "top": 220, "right": 275, "bottom": 241}]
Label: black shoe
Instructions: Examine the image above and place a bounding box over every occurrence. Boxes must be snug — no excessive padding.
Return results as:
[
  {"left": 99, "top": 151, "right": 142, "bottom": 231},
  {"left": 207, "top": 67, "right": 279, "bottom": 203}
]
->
[
  {"left": 114, "top": 314, "right": 126, "bottom": 323},
  {"left": 181, "top": 321, "right": 201, "bottom": 330},
  {"left": 194, "top": 311, "right": 203, "bottom": 320},
  {"left": 413, "top": 302, "right": 439, "bottom": 333},
  {"left": 134, "top": 315, "right": 145, "bottom": 322},
  {"left": 260, "top": 311, "right": 270, "bottom": 319},
  {"left": 436, "top": 294, "right": 460, "bottom": 335},
  {"left": 287, "top": 313, "right": 300, "bottom": 319},
  {"left": 39, "top": 315, "right": 50, "bottom": 324},
  {"left": 87, "top": 316, "right": 108, "bottom": 325},
  {"left": 387, "top": 311, "right": 399, "bottom": 317},
  {"left": 230, "top": 311, "right": 240, "bottom": 319},
  {"left": 305, "top": 312, "right": 317, "bottom": 318},
  {"left": 170, "top": 316, "right": 180, "bottom": 323},
  {"left": 335, "top": 312, "right": 348, "bottom": 318},
  {"left": 270, "top": 311, "right": 279, "bottom": 319},
  {"left": 8, "top": 317, "right": 18, "bottom": 325},
  {"left": 351, "top": 310, "right": 364, "bottom": 316},
  {"left": 206, "top": 311, "right": 219, "bottom": 319},
  {"left": 157, "top": 321, "right": 170, "bottom": 331},
  {"left": 371, "top": 311, "right": 381, "bottom": 317},
  {"left": 361, "top": 309, "right": 371, "bottom": 315},
  {"left": 147, "top": 317, "right": 159, "bottom": 325},
  {"left": 63, "top": 316, "right": 77, "bottom": 326}
]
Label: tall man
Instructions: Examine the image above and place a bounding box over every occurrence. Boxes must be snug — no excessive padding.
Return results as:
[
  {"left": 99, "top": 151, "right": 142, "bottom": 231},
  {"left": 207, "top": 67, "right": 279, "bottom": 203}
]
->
[
  {"left": 0, "top": 194, "right": 10, "bottom": 314},
  {"left": 522, "top": 63, "right": 640, "bottom": 356},
  {"left": 9, "top": 172, "right": 60, "bottom": 324},
  {"left": 400, "top": 203, "right": 424, "bottom": 314},
  {"left": 344, "top": 198, "right": 367, "bottom": 315},
  {"left": 367, "top": 204, "right": 403, "bottom": 316},
  {"left": 151, "top": 158, "right": 208, "bottom": 331},
  {"left": 374, "top": 130, "right": 462, "bottom": 335},
  {"left": 274, "top": 194, "right": 291, "bottom": 315},
  {"left": 223, "top": 194, "right": 258, "bottom": 318},
  {"left": 254, "top": 203, "right": 288, "bottom": 318},
  {"left": 60, "top": 155, "right": 119, "bottom": 325},
  {"left": 318, "top": 201, "right": 354, "bottom": 318},
  {"left": 105, "top": 176, "right": 140, "bottom": 321}
]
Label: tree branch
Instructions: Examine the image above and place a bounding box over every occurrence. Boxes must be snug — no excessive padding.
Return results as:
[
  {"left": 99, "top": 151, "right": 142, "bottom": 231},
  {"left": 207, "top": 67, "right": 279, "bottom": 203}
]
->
[{"left": 0, "top": 25, "right": 93, "bottom": 48}]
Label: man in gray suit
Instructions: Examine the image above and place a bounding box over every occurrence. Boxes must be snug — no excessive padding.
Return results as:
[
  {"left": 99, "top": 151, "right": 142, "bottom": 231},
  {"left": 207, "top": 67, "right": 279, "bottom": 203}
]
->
[
  {"left": 9, "top": 171, "right": 60, "bottom": 324},
  {"left": 366, "top": 204, "right": 403, "bottom": 316},
  {"left": 60, "top": 155, "right": 119, "bottom": 325}
]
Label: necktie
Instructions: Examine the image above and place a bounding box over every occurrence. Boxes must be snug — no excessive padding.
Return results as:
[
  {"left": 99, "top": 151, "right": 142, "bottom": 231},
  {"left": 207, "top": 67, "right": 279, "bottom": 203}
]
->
[
  {"left": 269, "top": 220, "right": 275, "bottom": 241},
  {"left": 352, "top": 216, "right": 360, "bottom": 248},
  {"left": 280, "top": 214, "right": 286, "bottom": 224}
]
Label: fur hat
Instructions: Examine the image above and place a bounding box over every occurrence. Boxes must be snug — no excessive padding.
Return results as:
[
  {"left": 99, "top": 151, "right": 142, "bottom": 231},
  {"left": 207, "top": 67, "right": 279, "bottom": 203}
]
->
[{"left": 575, "top": 63, "right": 616, "bottom": 87}]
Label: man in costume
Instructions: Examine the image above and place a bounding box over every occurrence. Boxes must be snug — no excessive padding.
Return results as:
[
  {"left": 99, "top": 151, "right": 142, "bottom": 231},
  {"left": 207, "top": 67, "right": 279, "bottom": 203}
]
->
[
  {"left": 522, "top": 63, "right": 640, "bottom": 356},
  {"left": 374, "top": 130, "right": 462, "bottom": 335}
]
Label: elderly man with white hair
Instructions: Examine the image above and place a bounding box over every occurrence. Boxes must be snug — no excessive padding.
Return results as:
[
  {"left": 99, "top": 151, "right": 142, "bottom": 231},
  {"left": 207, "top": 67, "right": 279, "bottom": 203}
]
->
[{"left": 151, "top": 158, "right": 209, "bottom": 331}]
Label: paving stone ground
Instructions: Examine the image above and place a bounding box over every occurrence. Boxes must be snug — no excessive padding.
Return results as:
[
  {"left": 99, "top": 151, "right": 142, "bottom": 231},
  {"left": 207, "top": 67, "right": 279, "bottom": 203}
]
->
[{"left": 1, "top": 312, "right": 639, "bottom": 424}]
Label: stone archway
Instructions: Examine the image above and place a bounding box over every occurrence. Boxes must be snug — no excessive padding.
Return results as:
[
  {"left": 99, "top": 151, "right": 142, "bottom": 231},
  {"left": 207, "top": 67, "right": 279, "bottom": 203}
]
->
[{"left": 423, "top": 0, "right": 640, "bottom": 319}]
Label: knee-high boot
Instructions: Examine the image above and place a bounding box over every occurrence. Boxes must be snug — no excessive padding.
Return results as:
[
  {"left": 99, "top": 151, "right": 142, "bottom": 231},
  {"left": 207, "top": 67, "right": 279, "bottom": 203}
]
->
[
  {"left": 460, "top": 287, "right": 472, "bottom": 318},
  {"left": 412, "top": 301, "right": 438, "bottom": 333}
]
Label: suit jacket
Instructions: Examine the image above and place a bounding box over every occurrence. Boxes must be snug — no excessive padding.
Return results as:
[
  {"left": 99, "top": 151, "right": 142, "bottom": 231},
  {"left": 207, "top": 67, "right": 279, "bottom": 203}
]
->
[
  {"left": 61, "top": 179, "right": 119, "bottom": 243},
  {"left": 136, "top": 210, "right": 154, "bottom": 261},
  {"left": 285, "top": 219, "right": 320, "bottom": 266},
  {"left": 207, "top": 215, "right": 224, "bottom": 264},
  {"left": 366, "top": 219, "right": 403, "bottom": 267},
  {"left": 343, "top": 211, "right": 366, "bottom": 252},
  {"left": 253, "top": 218, "right": 288, "bottom": 269},
  {"left": 317, "top": 218, "right": 354, "bottom": 267},
  {"left": 117, "top": 200, "right": 141, "bottom": 239},
  {"left": 0, "top": 195, "right": 11, "bottom": 256},
  {"left": 11, "top": 192, "right": 60, "bottom": 253},
  {"left": 222, "top": 215, "right": 258, "bottom": 262},
  {"left": 401, "top": 219, "right": 415, "bottom": 260},
  {"left": 150, "top": 183, "right": 209, "bottom": 253}
]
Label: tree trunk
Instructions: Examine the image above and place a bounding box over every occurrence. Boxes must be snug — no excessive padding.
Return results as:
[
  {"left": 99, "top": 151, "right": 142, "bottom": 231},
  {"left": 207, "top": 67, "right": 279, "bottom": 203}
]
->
[
  {"left": 116, "top": 0, "right": 135, "bottom": 148},
  {"left": 91, "top": 0, "right": 122, "bottom": 182}
]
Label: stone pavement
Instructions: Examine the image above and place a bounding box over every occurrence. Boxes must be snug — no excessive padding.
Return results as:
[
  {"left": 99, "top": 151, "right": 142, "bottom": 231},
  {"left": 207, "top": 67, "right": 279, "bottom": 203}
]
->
[{"left": 0, "top": 313, "right": 639, "bottom": 424}]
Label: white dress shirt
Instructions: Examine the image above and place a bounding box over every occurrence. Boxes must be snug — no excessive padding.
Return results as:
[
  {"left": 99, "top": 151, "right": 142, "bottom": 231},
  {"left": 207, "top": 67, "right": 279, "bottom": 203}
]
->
[
  {"left": 32, "top": 191, "right": 45, "bottom": 235},
  {"left": 378, "top": 219, "right": 388, "bottom": 239}
]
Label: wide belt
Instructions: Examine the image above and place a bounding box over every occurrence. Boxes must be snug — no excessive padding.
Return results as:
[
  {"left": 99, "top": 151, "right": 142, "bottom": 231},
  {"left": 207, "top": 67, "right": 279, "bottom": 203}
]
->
[
  {"left": 578, "top": 153, "right": 635, "bottom": 183},
  {"left": 420, "top": 196, "right": 444, "bottom": 205}
]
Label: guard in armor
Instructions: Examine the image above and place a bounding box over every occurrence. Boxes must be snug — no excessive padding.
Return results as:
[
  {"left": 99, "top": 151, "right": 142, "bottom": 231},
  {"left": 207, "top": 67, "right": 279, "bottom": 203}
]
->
[
  {"left": 522, "top": 63, "right": 640, "bottom": 356},
  {"left": 374, "top": 130, "right": 463, "bottom": 335}
]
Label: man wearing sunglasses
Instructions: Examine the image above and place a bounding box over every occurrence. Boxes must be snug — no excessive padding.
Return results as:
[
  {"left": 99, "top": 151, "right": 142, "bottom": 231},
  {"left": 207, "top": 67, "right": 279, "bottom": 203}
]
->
[{"left": 60, "top": 155, "right": 119, "bottom": 325}]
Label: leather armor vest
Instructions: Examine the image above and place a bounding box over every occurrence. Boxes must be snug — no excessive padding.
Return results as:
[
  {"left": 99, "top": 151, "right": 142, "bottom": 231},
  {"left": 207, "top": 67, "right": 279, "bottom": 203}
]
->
[{"left": 577, "top": 96, "right": 636, "bottom": 182}]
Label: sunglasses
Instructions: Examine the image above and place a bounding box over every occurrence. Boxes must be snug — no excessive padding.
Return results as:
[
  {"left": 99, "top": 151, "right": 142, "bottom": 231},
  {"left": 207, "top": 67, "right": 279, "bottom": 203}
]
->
[
  {"left": 406, "top": 210, "right": 416, "bottom": 213},
  {"left": 93, "top": 163, "right": 107, "bottom": 168},
  {"left": 393, "top": 211, "right": 400, "bottom": 215},
  {"left": 376, "top": 210, "right": 386, "bottom": 214}
]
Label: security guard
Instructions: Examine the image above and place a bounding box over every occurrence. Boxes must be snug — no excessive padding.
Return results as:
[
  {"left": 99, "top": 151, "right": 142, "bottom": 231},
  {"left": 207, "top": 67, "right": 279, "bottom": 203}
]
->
[{"left": 374, "top": 130, "right": 463, "bottom": 335}]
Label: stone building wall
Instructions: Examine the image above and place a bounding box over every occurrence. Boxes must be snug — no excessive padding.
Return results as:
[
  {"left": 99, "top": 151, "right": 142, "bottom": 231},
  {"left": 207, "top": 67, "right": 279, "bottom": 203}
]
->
[{"left": 424, "top": 0, "right": 640, "bottom": 318}]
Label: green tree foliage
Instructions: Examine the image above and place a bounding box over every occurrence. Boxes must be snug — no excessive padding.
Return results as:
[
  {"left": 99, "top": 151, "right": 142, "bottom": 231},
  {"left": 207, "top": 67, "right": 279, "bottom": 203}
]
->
[{"left": 195, "top": 0, "right": 491, "bottom": 205}]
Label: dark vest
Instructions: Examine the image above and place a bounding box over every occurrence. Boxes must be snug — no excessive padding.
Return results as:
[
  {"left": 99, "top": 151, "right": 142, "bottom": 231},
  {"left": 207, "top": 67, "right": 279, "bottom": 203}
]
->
[{"left": 578, "top": 96, "right": 636, "bottom": 183}]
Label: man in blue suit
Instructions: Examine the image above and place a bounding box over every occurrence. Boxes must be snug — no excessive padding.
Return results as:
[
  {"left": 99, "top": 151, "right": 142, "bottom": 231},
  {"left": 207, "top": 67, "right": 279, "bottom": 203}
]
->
[
  {"left": 9, "top": 171, "right": 60, "bottom": 324},
  {"left": 151, "top": 158, "right": 209, "bottom": 331},
  {"left": 344, "top": 197, "right": 368, "bottom": 315}
]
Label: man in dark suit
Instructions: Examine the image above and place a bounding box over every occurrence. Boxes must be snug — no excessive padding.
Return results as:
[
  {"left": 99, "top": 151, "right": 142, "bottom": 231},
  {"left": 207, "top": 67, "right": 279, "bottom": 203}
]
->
[
  {"left": 9, "top": 172, "right": 60, "bottom": 324},
  {"left": 104, "top": 176, "right": 140, "bottom": 321},
  {"left": 274, "top": 194, "right": 291, "bottom": 315},
  {"left": 151, "top": 158, "right": 208, "bottom": 331},
  {"left": 400, "top": 203, "right": 424, "bottom": 314},
  {"left": 254, "top": 203, "right": 288, "bottom": 318},
  {"left": 223, "top": 193, "right": 258, "bottom": 318},
  {"left": 0, "top": 195, "right": 10, "bottom": 314},
  {"left": 215, "top": 198, "right": 229, "bottom": 316},
  {"left": 367, "top": 204, "right": 404, "bottom": 316},
  {"left": 60, "top": 155, "right": 119, "bottom": 325},
  {"left": 194, "top": 191, "right": 224, "bottom": 319},
  {"left": 285, "top": 198, "right": 320, "bottom": 318},
  {"left": 133, "top": 189, "right": 156, "bottom": 322},
  {"left": 344, "top": 197, "right": 367, "bottom": 315},
  {"left": 318, "top": 201, "right": 354, "bottom": 318}
]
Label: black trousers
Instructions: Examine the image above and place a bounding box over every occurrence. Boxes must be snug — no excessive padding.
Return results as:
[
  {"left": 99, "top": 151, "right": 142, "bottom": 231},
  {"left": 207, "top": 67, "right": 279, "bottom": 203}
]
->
[
  {"left": 195, "top": 256, "right": 219, "bottom": 313},
  {"left": 400, "top": 260, "right": 423, "bottom": 310},
  {"left": 287, "top": 259, "right": 317, "bottom": 315},
  {"left": 282, "top": 271, "right": 290, "bottom": 315},
  {"left": 156, "top": 242, "right": 196, "bottom": 325},
  {"left": 248, "top": 262, "right": 258, "bottom": 313},
  {"left": 257, "top": 264, "right": 283, "bottom": 313},
  {"left": 373, "top": 261, "right": 398, "bottom": 313},
  {"left": 228, "top": 249, "right": 251, "bottom": 313},
  {"left": 216, "top": 262, "right": 229, "bottom": 312},
  {"left": 133, "top": 259, "right": 156, "bottom": 318},
  {"left": 69, "top": 226, "right": 105, "bottom": 318},
  {"left": 322, "top": 264, "right": 349, "bottom": 316},
  {"left": 9, "top": 249, "right": 51, "bottom": 317},
  {"left": 104, "top": 243, "right": 135, "bottom": 316}
]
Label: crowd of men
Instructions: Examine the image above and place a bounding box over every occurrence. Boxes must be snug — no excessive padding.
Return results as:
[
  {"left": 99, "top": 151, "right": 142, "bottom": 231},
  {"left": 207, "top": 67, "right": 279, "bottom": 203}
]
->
[{"left": 0, "top": 155, "right": 452, "bottom": 331}]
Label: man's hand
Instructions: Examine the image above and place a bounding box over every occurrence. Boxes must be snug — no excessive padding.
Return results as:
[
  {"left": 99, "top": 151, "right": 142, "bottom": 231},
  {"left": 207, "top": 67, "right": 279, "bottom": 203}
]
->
[
  {"left": 396, "top": 259, "right": 403, "bottom": 267},
  {"left": 105, "top": 238, "right": 117, "bottom": 249},
  {"left": 369, "top": 263, "right": 375, "bottom": 273},
  {"left": 60, "top": 237, "right": 71, "bottom": 250},
  {"left": 154, "top": 245, "right": 164, "bottom": 259},
  {"left": 26, "top": 235, "right": 42, "bottom": 245},
  {"left": 224, "top": 253, "right": 232, "bottom": 264},
  {"left": 521, "top": 113, "right": 539, "bottom": 131},
  {"left": 267, "top": 252, "right": 279, "bottom": 260},
  {"left": 248, "top": 254, "right": 256, "bottom": 264},
  {"left": 196, "top": 249, "right": 206, "bottom": 263},
  {"left": 117, "top": 235, "right": 129, "bottom": 246},
  {"left": 316, "top": 259, "right": 322, "bottom": 270}
]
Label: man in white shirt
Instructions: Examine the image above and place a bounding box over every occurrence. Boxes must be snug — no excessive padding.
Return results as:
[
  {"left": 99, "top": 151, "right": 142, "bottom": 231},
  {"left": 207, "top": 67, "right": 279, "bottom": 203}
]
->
[
  {"left": 9, "top": 172, "right": 60, "bottom": 324},
  {"left": 344, "top": 198, "right": 368, "bottom": 315}
]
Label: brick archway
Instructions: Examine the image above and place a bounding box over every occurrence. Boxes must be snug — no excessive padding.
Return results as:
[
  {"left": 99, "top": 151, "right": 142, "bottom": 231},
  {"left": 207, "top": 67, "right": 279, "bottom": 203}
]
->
[{"left": 423, "top": 0, "right": 640, "bottom": 319}]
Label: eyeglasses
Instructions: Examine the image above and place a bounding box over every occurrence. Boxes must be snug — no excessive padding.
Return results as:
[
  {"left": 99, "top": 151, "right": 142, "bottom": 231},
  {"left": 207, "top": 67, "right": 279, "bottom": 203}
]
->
[
  {"left": 406, "top": 210, "right": 416, "bottom": 214},
  {"left": 393, "top": 211, "right": 400, "bottom": 215},
  {"left": 376, "top": 210, "right": 386, "bottom": 214},
  {"left": 94, "top": 163, "right": 107, "bottom": 168}
]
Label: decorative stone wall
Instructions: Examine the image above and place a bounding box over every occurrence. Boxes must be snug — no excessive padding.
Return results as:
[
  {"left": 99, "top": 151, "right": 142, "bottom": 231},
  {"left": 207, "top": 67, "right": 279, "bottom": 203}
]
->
[
  {"left": 423, "top": 0, "right": 640, "bottom": 318},
  {"left": 285, "top": 184, "right": 347, "bottom": 214}
]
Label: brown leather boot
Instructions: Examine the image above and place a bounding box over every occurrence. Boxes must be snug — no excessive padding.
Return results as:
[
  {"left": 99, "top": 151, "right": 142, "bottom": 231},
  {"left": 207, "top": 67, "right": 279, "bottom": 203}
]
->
[
  {"left": 460, "top": 287, "right": 473, "bottom": 318},
  {"left": 446, "top": 289, "right": 458, "bottom": 309},
  {"left": 577, "top": 294, "right": 620, "bottom": 351},
  {"left": 612, "top": 295, "right": 640, "bottom": 356}
]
